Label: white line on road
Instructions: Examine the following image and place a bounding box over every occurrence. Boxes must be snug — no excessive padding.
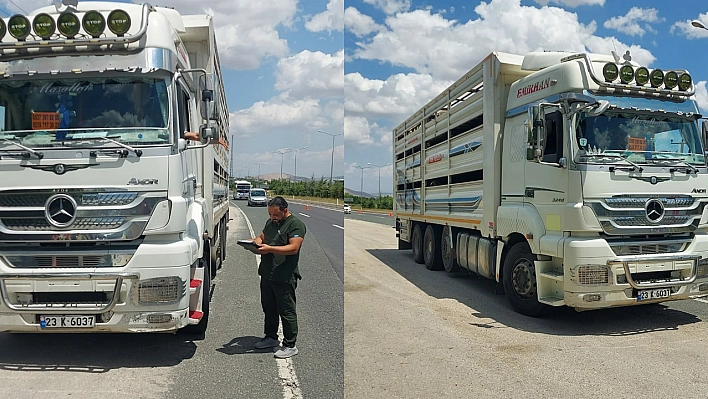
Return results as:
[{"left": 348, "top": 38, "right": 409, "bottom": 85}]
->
[
  {"left": 693, "top": 297, "right": 708, "bottom": 304},
  {"left": 298, "top": 213, "right": 311, "bottom": 218},
  {"left": 233, "top": 204, "right": 303, "bottom": 399},
  {"left": 333, "top": 224, "right": 344, "bottom": 230}
]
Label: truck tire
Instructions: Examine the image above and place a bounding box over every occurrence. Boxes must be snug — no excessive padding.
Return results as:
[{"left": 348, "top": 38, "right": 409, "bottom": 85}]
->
[
  {"left": 411, "top": 224, "right": 424, "bottom": 264},
  {"left": 441, "top": 225, "right": 459, "bottom": 273},
  {"left": 423, "top": 225, "right": 443, "bottom": 271},
  {"left": 502, "top": 243, "right": 546, "bottom": 317}
]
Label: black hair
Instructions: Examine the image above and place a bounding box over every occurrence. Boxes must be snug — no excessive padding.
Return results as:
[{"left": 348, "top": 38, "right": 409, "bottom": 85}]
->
[{"left": 268, "top": 196, "right": 288, "bottom": 211}]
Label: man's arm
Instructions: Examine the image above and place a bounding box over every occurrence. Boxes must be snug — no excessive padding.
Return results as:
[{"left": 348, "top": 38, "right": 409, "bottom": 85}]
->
[
  {"left": 184, "top": 131, "right": 200, "bottom": 141},
  {"left": 257, "top": 237, "right": 303, "bottom": 256}
]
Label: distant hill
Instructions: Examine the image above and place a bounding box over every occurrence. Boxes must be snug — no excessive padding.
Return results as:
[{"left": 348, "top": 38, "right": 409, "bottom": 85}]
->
[
  {"left": 344, "top": 188, "right": 375, "bottom": 198},
  {"left": 249, "top": 173, "right": 343, "bottom": 183}
]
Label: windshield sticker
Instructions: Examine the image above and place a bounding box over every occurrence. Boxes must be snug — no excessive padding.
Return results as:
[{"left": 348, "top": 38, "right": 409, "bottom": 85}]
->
[
  {"left": 39, "top": 82, "right": 94, "bottom": 95},
  {"left": 627, "top": 137, "right": 646, "bottom": 152},
  {"left": 31, "top": 112, "right": 60, "bottom": 130}
]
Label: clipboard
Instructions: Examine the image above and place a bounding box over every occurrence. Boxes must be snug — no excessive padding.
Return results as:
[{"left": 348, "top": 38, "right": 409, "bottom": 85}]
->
[{"left": 237, "top": 240, "right": 261, "bottom": 254}]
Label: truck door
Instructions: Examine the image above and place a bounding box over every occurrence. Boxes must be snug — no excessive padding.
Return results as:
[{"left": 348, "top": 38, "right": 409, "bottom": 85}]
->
[{"left": 524, "top": 110, "right": 568, "bottom": 233}]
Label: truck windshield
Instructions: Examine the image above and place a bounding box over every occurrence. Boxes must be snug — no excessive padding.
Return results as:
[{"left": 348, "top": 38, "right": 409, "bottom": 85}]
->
[
  {"left": 574, "top": 111, "right": 705, "bottom": 166},
  {"left": 237, "top": 185, "right": 251, "bottom": 192},
  {"left": 0, "top": 77, "right": 170, "bottom": 148}
]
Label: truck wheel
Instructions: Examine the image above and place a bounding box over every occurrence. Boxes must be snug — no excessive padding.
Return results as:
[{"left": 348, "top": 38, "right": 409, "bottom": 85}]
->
[
  {"left": 441, "top": 225, "right": 459, "bottom": 273},
  {"left": 502, "top": 243, "right": 545, "bottom": 317},
  {"left": 411, "top": 224, "right": 424, "bottom": 264},
  {"left": 423, "top": 225, "right": 443, "bottom": 271}
]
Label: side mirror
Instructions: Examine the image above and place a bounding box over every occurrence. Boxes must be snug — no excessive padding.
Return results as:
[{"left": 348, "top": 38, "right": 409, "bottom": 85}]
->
[
  {"left": 526, "top": 105, "right": 544, "bottom": 160},
  {"left": 199, "top": 74, "right": 219, "bottom": 121}
]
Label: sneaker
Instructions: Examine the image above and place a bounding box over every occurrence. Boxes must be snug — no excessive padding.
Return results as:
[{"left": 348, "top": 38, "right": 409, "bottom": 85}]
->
[
  {"left": 254, "top": 336, "right": 280, "bottom": 349},
  {"left": 274, "top": 345, "right": 298, "bottom": 359}
]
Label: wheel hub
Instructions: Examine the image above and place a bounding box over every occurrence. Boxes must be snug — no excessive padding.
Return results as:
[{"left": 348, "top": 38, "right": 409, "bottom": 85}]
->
[{"left": 511, "top": 259, "right": 536, "bottom": 298}]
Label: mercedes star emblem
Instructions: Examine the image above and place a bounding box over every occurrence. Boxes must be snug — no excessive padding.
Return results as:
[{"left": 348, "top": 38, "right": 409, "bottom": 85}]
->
[
  {"left": 45, "top": 194, "right": 78, "bottom": 228},
  {"left": 644, "top": 198, "right": 665, "bottom": 223}
]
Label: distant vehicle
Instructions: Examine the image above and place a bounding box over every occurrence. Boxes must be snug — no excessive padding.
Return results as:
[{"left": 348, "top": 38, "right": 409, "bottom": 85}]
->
[
  {"left": 344, "top": 204, "right": 351, "bottom": 214},
  {"left": 248, "top": 188, "right": 268, "bottom": 207},
  {"left": 234, "top": 180, "right": 252, "bottom": 200}
]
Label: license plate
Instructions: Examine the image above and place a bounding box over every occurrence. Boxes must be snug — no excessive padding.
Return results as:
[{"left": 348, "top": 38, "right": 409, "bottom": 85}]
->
[
  {"left": 40, "top": 315, "right": 95, "bottom": 328},
  {"left": 637, "top": 288, "right": 671, "bottom": 301}
]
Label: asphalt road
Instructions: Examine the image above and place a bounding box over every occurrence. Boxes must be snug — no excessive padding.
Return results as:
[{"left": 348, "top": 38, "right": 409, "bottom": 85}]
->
[
  {"left": 0, "top": 202, "right": 344, "bottom": 399},
  {"left": 345, "top": 218, "right": 708, "bottom": 398},
  {"left": 345, "top": 210, "right": 395, "bottom": 226},
  {"left": 284, "top": 202, "right": 344, "bottom": 283}
]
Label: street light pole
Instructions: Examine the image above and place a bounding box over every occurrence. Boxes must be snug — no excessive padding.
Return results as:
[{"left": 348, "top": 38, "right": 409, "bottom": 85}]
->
[
  {"left": 272, "top": 149, "right": 292, "bottom": 181},
  {"left": 292, "top": 146, "right": 307, "bottom": 183},
  {"left": 355, "top": 163, "right": 371, "bottom": 208},
  {"left": 253, "top": 162, "right": 266, "bottom": 188},
  {"left": 318, "top": 130, "right": 343, "bottom": 184},
  {"left": 369, "top": 163, "right": 392, "bottom": 199}
]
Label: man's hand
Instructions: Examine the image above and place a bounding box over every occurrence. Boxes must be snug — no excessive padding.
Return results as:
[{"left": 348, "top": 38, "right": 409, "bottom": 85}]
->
[{"left": 257, "top": 244, "right": 272, "bottom": 254}]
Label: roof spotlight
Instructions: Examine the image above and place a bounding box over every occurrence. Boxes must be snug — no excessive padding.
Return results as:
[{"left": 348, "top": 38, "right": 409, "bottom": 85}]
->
[
  {"left": 8, "top": 15, "right": 31, "bottom": 40},
  {"left": 82, "top": 10, "right": 105, "bottom": 38},
  {"left": 107, "top": 10, "right": 131, "bottom": 36},
  {"left": 57, "top": 12, "right": 80, "bottom": 38},
  {"left": 32, "top": 13, "right": 56, "bottom": 40}
]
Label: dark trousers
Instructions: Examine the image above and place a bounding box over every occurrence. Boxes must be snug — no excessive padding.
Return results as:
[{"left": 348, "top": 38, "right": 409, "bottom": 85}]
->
[{"left": 260, "top": 278, "right": 298, "bottom": 347}]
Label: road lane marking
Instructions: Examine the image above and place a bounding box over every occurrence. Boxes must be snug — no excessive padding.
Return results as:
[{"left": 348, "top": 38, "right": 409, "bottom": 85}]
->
[
  {"left": 693, "top": 297, "right": 708, "bottom": 304},
  {"left": 298, "top": 213, "right": 310, "bottom": 218},
  {"left": 333, "top": 224, "right": 344, "bottom": 230},
  {"left": 234, "top": 204, "right": 303, "bottom": 399}
]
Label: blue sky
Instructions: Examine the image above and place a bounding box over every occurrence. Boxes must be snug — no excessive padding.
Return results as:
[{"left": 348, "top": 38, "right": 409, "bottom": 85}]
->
[
  {"left": 1, "top": 0, "right": 345, "bottom": 181},
  {"left": 344, "top": 0, "right": 708, "bottom": 195}
]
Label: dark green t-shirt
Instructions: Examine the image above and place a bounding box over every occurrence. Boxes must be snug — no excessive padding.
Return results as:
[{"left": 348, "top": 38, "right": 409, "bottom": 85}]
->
[{"left": 258, "top": 214, "right": 307, "bottom": 283}]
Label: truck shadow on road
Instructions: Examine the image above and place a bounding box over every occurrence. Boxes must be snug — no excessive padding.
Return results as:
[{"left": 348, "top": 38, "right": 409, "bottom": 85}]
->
[
  {"left": 0, "top": 332, "right": 197, "bottom": 373},
  {"left": 365, "top": 249, "right": 702, "bottom": 336}
]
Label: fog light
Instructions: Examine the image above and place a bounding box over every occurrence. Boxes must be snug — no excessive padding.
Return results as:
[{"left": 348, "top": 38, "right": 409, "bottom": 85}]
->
[
  {"left": 136, "top": 277, "right": 184, "bottom": 304},
  {"left": 582, "top": 293, "right": 602, "bottom": 302},
  {"left": 147, "top": 314, "right": 173, "bottom": 324}
]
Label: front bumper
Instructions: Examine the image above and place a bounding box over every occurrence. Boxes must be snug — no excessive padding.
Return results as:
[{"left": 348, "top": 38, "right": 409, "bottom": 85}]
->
[
  {"left": 0, "top": 238, "right": 195, "bottom": 333},
  {"left": 560, "top": 235, "right": 708, "bottom": 310}
]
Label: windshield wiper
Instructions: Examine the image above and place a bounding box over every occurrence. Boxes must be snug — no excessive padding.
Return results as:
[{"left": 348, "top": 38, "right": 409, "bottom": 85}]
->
[
  {"left": 62, "top": 136, "right": 143, "bottom": 158},
  {"left": 582, "top": 153, "right": 644, "bottom": 172},
  {"left": 645, "top": 157, "right": 699, "bottom": 174},
  {"left": 0, "top": 138, "right": 44, "bottom": 159}
]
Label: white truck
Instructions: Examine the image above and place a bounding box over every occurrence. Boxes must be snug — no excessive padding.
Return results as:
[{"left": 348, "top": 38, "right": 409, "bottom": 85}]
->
[
  {"left": 0, "top": 1, "right": 230, "bottom": 333},
  {"left": 394, "top": 51, "right": 708, "bottom": 316},
  {"left": 233, "top": 180, "right": 252, "bottom": 200}
]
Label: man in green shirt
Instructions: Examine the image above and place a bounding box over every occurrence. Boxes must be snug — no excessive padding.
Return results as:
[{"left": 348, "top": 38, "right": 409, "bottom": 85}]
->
[{"left": 252, "top": 196, "right": 306, "bottom": 358}]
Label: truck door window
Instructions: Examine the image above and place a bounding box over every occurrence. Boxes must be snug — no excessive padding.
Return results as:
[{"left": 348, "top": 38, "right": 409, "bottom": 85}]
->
[
  {"left": 176, "top": 81, "right": 192, "bottom": 139},
  {"left": 543, "top": 110, "right": 563, "bottom": 163}
]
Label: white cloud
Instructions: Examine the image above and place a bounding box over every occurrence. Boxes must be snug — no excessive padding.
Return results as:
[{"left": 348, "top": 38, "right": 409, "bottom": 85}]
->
[
  {"left": 275, "top": 50, "right": 344, "bottom": 99},
  {"left": 234, "top": 145, "right": 343, "bottom": 180},
  {"left": 344, "top": 116, "right": 374, "bottom": 144},
  {"left": 305, "top": 0, "right": 344, "bottom": 33},
  {"left": 363, "top": 0, "right": 411, "bottom": 15},
  {"left": 344, "top": 72, "right": 451, "bottom": 122},
  {"left": 672, "top": 14, "right": 708, "bottom": 39},
  {"left": 534, "top": 0, "right": 604, "bottom": 7},
  {"left": 132, "top": 0, "right": 297, "bottom": 70},
  {"left": 3, "top": 0, "right": 51, "bottom": 14},
  {"left": 230, "top": 94, "right": 331, "bottom": 138},
  {"left": 351, "top": 0, "right": 656, "bottom": 81},
  {"left": 345, "top": 7, "right": 382, "bottom": 37},
  {"left": 603, "top": 7, "right": 663, "bottom": 37}
]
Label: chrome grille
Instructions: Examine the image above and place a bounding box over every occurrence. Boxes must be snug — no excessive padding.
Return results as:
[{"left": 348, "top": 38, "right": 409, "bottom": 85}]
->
[
  {"left": 577, "top": 265, "right": 610, "bottom": 285},
  {"left": 587, "top": 195, "right": 706, "bottom": 235},
  {"left": 3, "top": 254, "right": 133, "bottom": 268},
  {"left": 3, "top": 217, "right": 126, "bottom": 231},
  {"left": 609, "top": 240, "right": 688, "bottom": 256},
  {"left": 81, "top": 193, "right": 137, "bottom": 206}
]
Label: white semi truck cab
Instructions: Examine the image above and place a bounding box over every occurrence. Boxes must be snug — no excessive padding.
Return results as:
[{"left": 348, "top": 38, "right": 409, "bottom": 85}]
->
[
  {"left": 0, "top": 2, "right": 230, "bottom": 333},
  {"left": 394, "top": 51, "right": 708, "bottom": 316}
]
